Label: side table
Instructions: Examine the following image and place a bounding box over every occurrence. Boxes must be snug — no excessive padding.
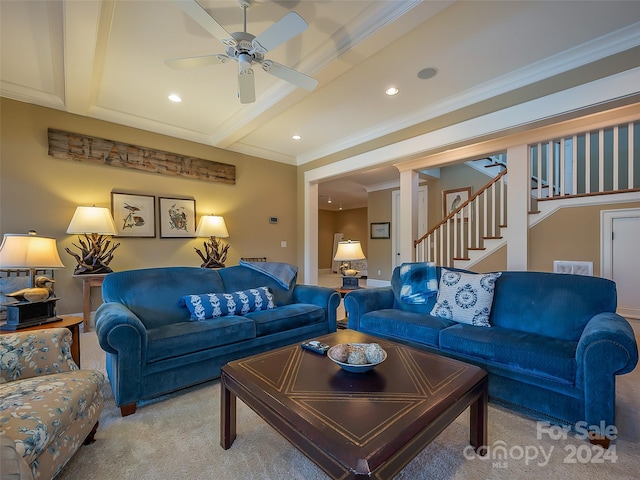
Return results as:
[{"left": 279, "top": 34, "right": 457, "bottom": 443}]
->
[
  {"left": 335, "top": 286, "right": 365, "bottom": 329},
  {"left": 73, "top": 273, "right": 107, "bottom": 331},
  {"left": 1, "top": 315, "right": 83, "bottom": 367}
]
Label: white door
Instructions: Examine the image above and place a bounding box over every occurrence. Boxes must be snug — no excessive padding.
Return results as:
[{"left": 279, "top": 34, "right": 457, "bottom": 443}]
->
[
  {"left": 602, "top": 208, "right": 640, "bottom": 319},
  {"left": 392, "top": 187, "right": 427, "bottom": 270}
]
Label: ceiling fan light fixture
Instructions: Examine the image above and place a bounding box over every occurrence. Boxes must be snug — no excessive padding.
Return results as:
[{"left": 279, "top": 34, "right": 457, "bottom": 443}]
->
[
  {"left": 170, "top": 0, "right": 316, "bottom": 104},
  {"left": 238, "top": 53, "right": 252, "bottom": 72}
]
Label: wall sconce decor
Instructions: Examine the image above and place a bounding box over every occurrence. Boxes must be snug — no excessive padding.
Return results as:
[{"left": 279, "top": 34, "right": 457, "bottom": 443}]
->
[
  {"left": 66, "top": 205, "right": 120, "bottom": 274},
  {"left": 195, "top": 215, "right": 230, "bottom": 268},
  {"left": 0, "top": 230, "right": 66, "bottom": 330}
]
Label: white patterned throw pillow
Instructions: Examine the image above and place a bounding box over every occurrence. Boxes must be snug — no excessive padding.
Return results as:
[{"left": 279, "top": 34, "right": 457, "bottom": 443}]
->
[{"left": 430, "top": 269, "right": 502, "bottom": 327}]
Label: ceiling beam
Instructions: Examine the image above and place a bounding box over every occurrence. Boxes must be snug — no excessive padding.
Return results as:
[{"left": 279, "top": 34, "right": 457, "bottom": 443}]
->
[{"left": 63, "top": 0, "right": 112, "bottom": 115}]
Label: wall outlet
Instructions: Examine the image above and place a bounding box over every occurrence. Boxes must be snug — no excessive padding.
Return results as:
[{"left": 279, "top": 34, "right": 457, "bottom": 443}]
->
[
  {"left": 281, "top": 241, "right": 287, "bottom": 248},
  {"left": 377, "top": 270, "right": 381, "bottom": 275}
]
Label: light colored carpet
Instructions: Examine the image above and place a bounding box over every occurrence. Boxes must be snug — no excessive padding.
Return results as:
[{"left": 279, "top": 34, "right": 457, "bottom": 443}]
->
[{"left": 57, "top": 323, "right": 640, "bottom": 480}]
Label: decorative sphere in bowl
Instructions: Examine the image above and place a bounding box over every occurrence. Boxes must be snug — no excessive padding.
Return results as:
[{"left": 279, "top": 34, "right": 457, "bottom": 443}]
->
[{"left": 328, "top": 343, "right": 387, "bottom": 373}]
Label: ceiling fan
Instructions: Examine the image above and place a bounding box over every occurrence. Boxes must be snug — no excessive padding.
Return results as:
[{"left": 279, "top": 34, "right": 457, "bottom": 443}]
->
[{"left": 167, "top": 0, "right": 318, "bottom": 104}]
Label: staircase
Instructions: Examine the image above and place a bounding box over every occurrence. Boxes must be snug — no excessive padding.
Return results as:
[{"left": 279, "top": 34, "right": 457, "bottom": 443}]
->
[{"left": 414, "top": 119, "right": 640, "bottom": 268}]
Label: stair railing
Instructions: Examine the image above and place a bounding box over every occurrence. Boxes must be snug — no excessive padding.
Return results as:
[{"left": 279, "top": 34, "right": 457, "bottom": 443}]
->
[
  {"left": 530, "top": 120, "right": 638, "bottom": 203},
  {"left": 413, "top": 119, "right": 638, "bottom": 269},
  {"left": 415, "top": 169, "right": 508, "bottom": 267}
]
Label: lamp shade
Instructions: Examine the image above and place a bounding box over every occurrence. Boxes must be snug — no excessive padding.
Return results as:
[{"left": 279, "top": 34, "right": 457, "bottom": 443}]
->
[
  {"left": 0, "top": 232, "right": 65, "bottom": 269},
  {"left": 66, "top": 206, "right": 117, "bottom": 235},
  {"left": 195, "top": 215, "right": 229, "bottom": 238},
  {"left": 334, "top": 240, "right": 366, "bottom": 262}
]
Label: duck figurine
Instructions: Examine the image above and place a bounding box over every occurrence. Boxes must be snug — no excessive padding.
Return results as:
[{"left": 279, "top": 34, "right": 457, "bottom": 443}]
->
[{"left": 6, "top": 276, "right": 55, "bottom": 302}]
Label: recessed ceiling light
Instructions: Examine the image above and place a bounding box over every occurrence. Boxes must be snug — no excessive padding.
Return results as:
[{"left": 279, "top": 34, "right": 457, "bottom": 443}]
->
[
  {"left": 168, "top": 94, "right": 182, "bottom": 103},
  {"left": 385, "top": 87, "right": 399, "bottom": 96},
  {"left": 292, "top": 134, "right": 301, "bottom": 140}
]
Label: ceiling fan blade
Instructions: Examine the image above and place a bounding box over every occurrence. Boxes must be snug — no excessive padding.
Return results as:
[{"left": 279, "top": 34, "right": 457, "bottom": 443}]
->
[
  {"left": 261, "top": 60, "right": 318, "bottom": 91},
  {"left": 251, "top": 12, "right": 307, "bottom": 54},
  {"left": 238, "top": 69, "right": 256, "bottom": 104},
  {"left": 175, "top": 0, "right": 236, "bottom": 47},
  {"left": 165, "top": 54, "right": 230, "bottom": 70}
]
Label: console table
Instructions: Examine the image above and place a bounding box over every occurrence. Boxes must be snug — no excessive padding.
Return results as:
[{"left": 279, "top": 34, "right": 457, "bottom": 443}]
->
[{"left": 73, "top": 273, "right": 107, "bottom": 331}]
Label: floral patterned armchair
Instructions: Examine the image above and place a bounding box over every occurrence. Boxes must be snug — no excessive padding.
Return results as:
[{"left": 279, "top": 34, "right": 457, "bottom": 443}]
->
[{"left": 0, "top": 328, "right": 104, "bottom": 479}]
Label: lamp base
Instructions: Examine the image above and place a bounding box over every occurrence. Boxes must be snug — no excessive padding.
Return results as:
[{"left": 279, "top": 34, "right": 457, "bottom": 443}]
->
[
  {"left": 195, "top": 237, "right": 229, "bottom": 269},
  {"left": 340, "top": 276, "right": 360, "bottom": 290},
  {"left": 65, "top": 234, "right": 119, "bottom": 275},
  {"left": 1, "top": 298, "right": 61, "bottom": 331}
]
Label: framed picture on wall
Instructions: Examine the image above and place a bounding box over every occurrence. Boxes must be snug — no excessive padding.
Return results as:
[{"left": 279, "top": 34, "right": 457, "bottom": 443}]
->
[
  {"left": 370, "top": 222, "right": 390, "bottom": 239},
  {"left": 159, "top": 197, "right": 196, "bottom": 238},
  {"left": 443, "top": 187, "right": 471, "bottom": 220},
  {"left": 111, "top": 192, "right": 156, "bottom": 237}
]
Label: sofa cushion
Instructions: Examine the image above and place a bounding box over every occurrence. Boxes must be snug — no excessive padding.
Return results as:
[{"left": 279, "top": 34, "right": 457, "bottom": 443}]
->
[
  {"left": 440, "top": 323, "right": 578, "bottom": 383},
  {"left": 146, "top": 317, "right": 256, "bottom": 362},
  {"left": 245, "top": 304, "right": 325, "bottom": 337},
  {"left": 180, "top": 287, "right": 274, "bottom": 320},
  {"left": 0, "top": 370, "right": 104, "bottom": 466},
  {"left": 1, "top": 328, "right": 77, "bottom": 382},
  {"left": 359, "top": 309, "right": 456, "bottom": 347},
  {"left": 398, "top": 262, "right": 438, "bottom": 304},
  {"left": 430, "top": 269, "right": 501, "bottom": 326}
]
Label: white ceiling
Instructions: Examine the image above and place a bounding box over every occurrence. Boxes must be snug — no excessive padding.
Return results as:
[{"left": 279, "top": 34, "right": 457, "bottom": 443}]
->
[{"left": 2, "top": 0, "right": 640, "bottom": 210}]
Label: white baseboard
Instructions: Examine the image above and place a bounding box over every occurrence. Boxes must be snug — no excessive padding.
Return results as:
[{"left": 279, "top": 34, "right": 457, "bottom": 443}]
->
[
  {"left": 618, "top": 307, "right": 640, "bottom": 320},
  {"left": 366, "top": 279, "right": 391, "bottom": 287}
]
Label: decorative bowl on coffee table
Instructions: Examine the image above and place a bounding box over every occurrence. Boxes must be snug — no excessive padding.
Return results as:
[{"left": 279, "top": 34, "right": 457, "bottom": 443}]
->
[{"left": 328, "top": 343, "right": 387, "bottom": 373}]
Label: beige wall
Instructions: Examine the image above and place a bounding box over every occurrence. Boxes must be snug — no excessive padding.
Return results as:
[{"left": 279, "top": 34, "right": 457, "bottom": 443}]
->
[
  {"left": 318, "top": 207, "right": 368, "bottom": 270},
  {"left": 0, "top": 99, "right": 297, "bottom": 316},
  {"left": 529, "top": 201, "right": 640, "bottom": 275},
  {"left": 367, "top": 189, "right": 394, "bottom": 281},
  {"left": 318, "top": 209, "right": 337, "bottom": 270},
  {"left": 472, "top": 246, "right": 507, "bottom": 273}
]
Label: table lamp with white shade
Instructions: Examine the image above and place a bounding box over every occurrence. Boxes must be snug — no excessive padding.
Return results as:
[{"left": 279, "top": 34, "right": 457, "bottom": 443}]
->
[
  {"left": 0, "top": 230, "right": 66, "bottom": 330},
  {"left": 66, "top": 205, "right": 120, "bottom": 274},
  {"left": 333, "top": 240, "right": 366, "bottom": 289},
  {"left": 194, "top": 215, "right": 229, "bottom": 268}
]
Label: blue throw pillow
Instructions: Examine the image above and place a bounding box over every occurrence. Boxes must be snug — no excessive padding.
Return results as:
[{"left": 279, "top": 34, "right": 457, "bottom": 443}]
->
[
  {"left": 430, "top": 269, "right": 501, "bottom": 327},
  {"left": 180, "top": 287, "right": 275, "bottom": 321}
]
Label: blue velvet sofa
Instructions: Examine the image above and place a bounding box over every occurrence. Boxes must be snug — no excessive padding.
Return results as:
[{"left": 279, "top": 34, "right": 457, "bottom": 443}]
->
[
  {"left": 95, "top": 265, "right": 340, "bottom": 416},
  {"left": 344, "top": 264, "right": 638, "bottom": 444}
]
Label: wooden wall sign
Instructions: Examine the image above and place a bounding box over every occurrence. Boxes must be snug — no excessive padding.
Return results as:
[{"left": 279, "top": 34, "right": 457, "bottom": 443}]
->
[{"left": 48, "top": 128, "right": 236, "bottom": 185}]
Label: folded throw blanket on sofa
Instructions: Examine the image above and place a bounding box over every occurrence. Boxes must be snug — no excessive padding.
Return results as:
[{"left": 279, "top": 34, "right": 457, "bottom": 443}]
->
[
  {"left": 239, "top": 260, "right": 298, "bottom": 290},
  {"left": 399, "top": 262, "right": 438, "bottom": 304}
]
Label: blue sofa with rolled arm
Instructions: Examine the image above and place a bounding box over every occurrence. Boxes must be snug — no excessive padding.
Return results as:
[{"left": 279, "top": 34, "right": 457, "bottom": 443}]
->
[
  {"left": 95, "top": 265, "right": 340, "bottom": 416},
  {"left": 344, "top": 264, "right": 638, "bottom": 445}
]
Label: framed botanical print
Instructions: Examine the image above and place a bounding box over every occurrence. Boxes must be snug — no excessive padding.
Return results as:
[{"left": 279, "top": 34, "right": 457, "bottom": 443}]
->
[
  {"left": 370, "top": 222, "right": 390, "bottom": 239},
  {"left": 111, "top": 192, "right": 156, "bottom": 237},
  {"left": 443, "top": 187, "right": 471, "bottom": 220},
  {"left": 159, "top": 197, "right": 196, "bottom": 238}
]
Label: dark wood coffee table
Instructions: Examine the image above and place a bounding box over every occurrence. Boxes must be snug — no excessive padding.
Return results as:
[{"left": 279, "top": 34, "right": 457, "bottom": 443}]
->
[{"left": 221, "top": 330, "right": 488, "bottom": 479}]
